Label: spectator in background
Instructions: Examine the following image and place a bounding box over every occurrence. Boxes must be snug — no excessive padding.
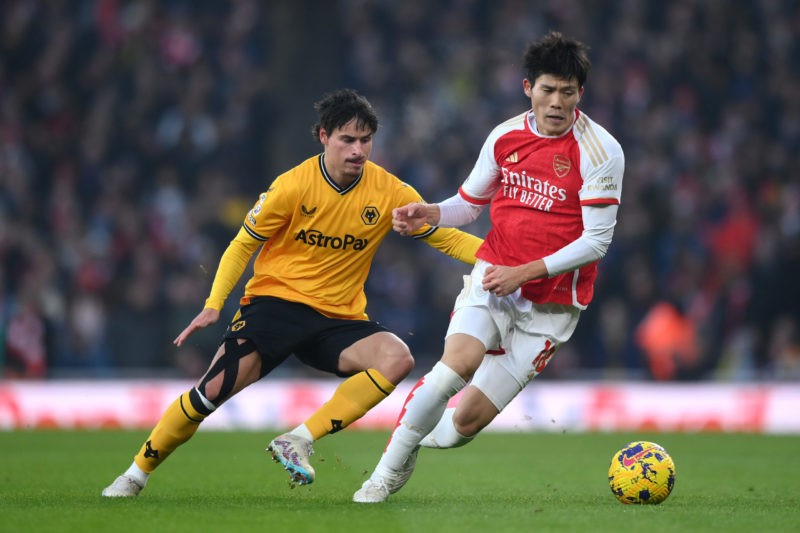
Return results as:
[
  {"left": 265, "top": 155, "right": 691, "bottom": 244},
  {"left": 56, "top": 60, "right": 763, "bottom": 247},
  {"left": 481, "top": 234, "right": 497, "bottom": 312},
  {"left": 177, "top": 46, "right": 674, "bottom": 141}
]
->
[
  {"left": 4, "top": 286, "right": 48, "bottom": 379},
  {"left": 1, "top": 1, "right": 276, "bottom": 378},
  {"left": 635, "top": 300, "right": 700, "bottom": 380}
]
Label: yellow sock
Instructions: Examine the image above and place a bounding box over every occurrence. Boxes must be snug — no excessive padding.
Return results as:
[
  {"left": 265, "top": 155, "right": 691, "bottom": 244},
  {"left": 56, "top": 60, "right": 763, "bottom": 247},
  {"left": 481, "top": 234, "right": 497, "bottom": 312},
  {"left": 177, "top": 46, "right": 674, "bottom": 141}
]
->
[
  {"left": 133, "top": 391, "right": 206, "bottom": 473},
  {"left": 304, "top": 369, "right": 395, "bottom": 440}
]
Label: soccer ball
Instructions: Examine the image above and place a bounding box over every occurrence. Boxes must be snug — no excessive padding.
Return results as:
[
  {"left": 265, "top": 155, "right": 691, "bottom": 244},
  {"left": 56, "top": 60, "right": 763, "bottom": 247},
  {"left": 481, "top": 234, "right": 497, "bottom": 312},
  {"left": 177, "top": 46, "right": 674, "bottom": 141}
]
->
[{"left": 608, "top": 441, "right": 676, "bottom": 504}]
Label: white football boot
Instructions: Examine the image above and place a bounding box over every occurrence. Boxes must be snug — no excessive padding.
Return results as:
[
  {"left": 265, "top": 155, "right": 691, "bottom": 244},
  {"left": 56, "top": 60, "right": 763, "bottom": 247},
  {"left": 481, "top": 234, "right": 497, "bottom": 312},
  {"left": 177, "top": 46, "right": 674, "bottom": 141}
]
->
[
  {"left": 101, "top": 475, "right": 144, "bottom": 498},
  {"left": 353, "top": 446, "right": 419, "bottom": 503}
]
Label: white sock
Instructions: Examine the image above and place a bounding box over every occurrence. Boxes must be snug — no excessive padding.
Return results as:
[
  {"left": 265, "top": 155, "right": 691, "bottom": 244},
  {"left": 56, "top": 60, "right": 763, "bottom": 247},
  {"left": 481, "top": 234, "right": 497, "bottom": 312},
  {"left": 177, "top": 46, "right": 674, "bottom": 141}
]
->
[
  {"left": 124, "top": 461, "right": 149, "bottom": 487},
  {"left": 420, "top": 407, "right": 474, "bottom": 449},
  {"left": 374, "top": 362, "right": 466, "bottom": 476},
  {"left": 290, "top": 424, "right": 314, "bottom": 442}
]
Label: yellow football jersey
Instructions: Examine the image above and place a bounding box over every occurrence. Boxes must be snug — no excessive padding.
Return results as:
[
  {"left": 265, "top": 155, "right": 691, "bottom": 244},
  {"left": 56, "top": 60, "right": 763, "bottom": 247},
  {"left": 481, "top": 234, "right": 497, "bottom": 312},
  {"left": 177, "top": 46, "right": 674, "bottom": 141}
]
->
[{"left": 216, "top": 154, "right": 481, "bottom": 320}]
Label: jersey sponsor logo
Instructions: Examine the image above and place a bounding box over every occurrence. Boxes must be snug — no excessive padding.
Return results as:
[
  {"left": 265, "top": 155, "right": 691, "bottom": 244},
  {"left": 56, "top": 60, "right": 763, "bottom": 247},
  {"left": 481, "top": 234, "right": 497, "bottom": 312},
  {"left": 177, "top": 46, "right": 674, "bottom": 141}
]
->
[
  {"left": 361, "top": 206, "right": 380, "bottom": 225},
  {"left": 295, "top": 228, "right": 369, "bottom": 251},
  {"left": 301, "top": 204, "right": 317, "bottom": 217},
  {"left": 586, "top": 176, "right": 618, "bottom": 193},
  {"left": 553, "top": 154, "right": 571, "bottom": 177},
  {"left": 500, "top": 166, "right": 567, "bottom": 212}
]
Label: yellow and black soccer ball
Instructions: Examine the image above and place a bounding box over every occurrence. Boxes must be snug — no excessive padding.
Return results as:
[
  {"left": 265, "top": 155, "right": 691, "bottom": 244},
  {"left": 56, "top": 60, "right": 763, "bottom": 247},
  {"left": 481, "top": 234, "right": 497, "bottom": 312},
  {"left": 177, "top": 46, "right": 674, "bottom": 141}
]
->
[{"left": 608, "top": 441, "right": 676, "bottom": 504}]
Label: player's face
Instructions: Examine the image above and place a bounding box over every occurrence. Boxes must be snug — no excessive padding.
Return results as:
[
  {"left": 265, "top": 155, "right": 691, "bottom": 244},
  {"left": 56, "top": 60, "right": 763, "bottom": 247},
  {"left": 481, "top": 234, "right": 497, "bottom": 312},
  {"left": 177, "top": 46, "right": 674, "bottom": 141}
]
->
[
  {"left": 319, "top": 119, "right": 374, "bottom": 185},
  {"left": 524, "top": 74, "right": 583, "bottom": 136}
]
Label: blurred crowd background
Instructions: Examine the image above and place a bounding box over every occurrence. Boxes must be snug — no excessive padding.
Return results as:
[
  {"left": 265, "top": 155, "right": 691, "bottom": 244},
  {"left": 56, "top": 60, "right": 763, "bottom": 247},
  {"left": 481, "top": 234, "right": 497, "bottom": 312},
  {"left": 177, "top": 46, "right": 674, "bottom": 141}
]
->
[{"left": 1, "top": 0, "right": 798, "bottom": 381}]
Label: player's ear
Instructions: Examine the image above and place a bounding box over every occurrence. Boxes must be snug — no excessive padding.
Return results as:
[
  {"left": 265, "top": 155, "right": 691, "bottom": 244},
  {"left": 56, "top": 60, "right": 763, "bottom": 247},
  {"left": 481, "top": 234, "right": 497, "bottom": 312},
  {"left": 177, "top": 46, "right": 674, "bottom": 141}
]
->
[
  {"left": 523, "top": 79, "right": 532, "bottom": 98},
  {"left": 319, "top": 128, "right": 329, "bottom": 145}
]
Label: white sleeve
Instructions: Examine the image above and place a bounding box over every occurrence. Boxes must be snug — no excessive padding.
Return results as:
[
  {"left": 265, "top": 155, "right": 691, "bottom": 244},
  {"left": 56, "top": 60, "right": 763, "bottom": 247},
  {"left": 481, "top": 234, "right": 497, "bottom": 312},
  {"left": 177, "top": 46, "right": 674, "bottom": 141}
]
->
[
  {"left": 542, "top": 204, "right": 618, "bottom": 275},
  {"left": 437, "top": 194, "right": 486, "bottom": 227}
]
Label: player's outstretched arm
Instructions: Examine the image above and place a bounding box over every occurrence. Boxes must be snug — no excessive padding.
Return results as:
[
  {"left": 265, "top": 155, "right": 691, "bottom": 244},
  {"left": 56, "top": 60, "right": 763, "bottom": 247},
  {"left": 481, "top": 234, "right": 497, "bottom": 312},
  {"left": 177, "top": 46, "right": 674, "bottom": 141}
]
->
[
  {"left": 174, "top": 308, "right": 220, "bottom": 346},
  {"left": 420, "top": 226, "right": 483, "bottom": 265},
  {"left": 392, "top": 202, "right": 440, "bottom": 236}
]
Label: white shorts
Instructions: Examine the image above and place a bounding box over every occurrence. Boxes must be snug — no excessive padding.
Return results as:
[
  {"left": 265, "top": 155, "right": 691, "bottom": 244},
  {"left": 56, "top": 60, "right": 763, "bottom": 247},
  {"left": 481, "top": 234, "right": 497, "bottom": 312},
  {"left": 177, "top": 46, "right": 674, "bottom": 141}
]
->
[{"left": 446, "top": 260, "right": 581, "bottom": 411}]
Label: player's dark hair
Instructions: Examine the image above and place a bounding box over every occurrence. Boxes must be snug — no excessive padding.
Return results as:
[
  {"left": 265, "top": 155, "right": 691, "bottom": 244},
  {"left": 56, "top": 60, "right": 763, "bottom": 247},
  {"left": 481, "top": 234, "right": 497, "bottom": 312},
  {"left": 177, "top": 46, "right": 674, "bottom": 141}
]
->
[
  {"left": 311, "top": 88, "right": 378, "bottom": 141},
  {"left": 523, "top": 31, "right": 591, "bottom": 87}
]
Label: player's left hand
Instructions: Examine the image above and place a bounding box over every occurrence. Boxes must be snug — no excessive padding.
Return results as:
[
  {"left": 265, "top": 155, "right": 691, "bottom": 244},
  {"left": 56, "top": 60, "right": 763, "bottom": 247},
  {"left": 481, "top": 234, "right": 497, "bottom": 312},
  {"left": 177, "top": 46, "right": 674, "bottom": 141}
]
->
[
  {"left": 481, "top": 265, "right": 525, "bottom": 297},
  {"left": 174, "top": 308, "right": 220, "bottom": 346}
]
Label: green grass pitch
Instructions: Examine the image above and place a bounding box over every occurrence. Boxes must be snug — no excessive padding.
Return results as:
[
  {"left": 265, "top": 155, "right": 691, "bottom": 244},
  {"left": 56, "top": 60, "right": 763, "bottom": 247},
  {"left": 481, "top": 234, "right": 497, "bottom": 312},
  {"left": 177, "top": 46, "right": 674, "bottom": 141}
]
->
[{"left": 1, "top": 430, "right": 798, "bottom": 532}]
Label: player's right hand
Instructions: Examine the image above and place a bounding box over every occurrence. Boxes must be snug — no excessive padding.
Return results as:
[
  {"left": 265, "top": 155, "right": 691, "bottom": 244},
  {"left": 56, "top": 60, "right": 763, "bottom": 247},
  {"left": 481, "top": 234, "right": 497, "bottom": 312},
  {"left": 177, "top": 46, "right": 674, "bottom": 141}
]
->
[
  {"left": 392, "top": 202, "right": 429, "bottom": 236},
  {"left": 174, "top": 308, "right": 220, "bottom": 346}
]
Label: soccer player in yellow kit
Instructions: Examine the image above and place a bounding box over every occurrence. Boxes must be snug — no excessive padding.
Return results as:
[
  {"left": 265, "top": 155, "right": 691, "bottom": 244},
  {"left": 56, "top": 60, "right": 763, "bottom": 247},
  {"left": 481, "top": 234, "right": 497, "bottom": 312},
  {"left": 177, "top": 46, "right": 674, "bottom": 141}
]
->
[{"left": 101, "top": 88, "right": 482, "bottom": 497}]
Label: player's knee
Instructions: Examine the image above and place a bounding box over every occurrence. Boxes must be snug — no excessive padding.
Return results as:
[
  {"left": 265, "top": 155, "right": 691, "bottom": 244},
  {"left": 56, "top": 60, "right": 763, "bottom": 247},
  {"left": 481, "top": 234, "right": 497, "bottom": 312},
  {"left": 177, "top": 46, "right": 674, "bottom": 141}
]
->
[
  {"left": 339, "top": 336, "right": 414, "bottom": 383},
  {"left": 376, "top": 342, "right": 414, "bottom": 384}
]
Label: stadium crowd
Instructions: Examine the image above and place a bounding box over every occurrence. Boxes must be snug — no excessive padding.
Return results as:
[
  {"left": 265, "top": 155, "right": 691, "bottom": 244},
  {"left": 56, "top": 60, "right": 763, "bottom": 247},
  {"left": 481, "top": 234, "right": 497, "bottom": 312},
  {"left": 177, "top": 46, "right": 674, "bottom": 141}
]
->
[{"left": 1, "top": 0, "right": 798, "bottom": 381}]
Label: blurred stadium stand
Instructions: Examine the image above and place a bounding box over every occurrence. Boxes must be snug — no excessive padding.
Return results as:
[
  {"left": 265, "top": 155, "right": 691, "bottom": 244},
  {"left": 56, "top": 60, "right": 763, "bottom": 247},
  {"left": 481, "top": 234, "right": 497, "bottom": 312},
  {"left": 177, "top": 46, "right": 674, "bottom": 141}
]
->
[{"left": 1, "top": 0, "right": 798, "bottom": 382}]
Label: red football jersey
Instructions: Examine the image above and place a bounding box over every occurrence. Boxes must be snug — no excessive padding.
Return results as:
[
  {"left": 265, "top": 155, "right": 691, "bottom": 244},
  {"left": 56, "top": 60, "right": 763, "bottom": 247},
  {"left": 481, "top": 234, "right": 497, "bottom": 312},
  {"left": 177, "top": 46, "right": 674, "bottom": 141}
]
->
[{"left": 459, "top": 109, "right": 624, "bottom": 308}]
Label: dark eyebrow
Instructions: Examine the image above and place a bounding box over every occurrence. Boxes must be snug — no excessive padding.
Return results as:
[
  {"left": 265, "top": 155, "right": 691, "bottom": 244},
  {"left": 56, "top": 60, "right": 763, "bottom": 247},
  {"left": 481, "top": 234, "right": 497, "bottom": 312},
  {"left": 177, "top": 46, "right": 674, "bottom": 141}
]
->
[
  {"left": 538, "top": 80, "right": 579, "bottom": 91},
  {"left": 339, "top": 132, "right": 372, "bottom": 142}
]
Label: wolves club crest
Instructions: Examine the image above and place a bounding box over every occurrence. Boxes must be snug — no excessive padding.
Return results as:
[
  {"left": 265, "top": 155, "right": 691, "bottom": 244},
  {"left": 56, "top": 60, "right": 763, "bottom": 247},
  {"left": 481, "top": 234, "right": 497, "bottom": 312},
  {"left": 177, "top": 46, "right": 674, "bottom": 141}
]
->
[{"left": 553, "top": 154, "right": 571, "bottom": 178}]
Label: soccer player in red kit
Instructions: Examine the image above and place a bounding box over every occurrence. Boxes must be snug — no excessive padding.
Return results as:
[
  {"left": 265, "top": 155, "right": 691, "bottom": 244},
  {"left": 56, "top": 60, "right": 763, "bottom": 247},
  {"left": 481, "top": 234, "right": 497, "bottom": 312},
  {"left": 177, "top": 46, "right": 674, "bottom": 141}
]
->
[{"left": 354, "top": 31, "right": 625, "bottom": 502}]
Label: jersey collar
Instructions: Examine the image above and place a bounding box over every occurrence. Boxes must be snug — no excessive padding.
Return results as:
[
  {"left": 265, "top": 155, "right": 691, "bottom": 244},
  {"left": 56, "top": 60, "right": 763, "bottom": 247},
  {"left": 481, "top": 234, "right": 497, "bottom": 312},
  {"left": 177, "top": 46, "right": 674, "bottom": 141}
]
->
[{"left": 318, "top": 154, "right": 363, "bottom": 195}]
